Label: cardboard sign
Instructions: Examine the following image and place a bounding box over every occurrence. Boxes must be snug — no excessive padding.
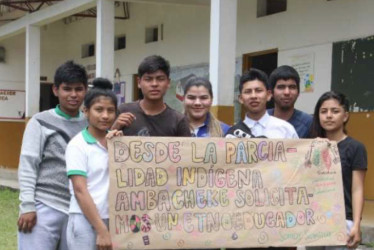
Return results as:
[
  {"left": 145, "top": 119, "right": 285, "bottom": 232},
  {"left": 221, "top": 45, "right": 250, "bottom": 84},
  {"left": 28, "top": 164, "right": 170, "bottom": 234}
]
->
[{"left": 108, "top": 137, "right": 346, "bottom": 249}]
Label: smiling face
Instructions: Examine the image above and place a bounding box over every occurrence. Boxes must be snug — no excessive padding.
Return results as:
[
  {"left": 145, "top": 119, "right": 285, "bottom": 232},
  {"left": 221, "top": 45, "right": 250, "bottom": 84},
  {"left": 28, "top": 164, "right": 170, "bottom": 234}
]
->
[
  {"left": 272, "top": 79, "right": 299, "bottom": 110},
  {"left": 53, "top": 82, "right": 86, "bottom": 117},
  {"left": 239, "top": 79, "right": 271, "bottom": 120},
  {"left": 84, "top": 96, "right": 117, "bottom": 133},
  {"left": 138, "top": 70, "right": 170, "bottom": 102},
  {"left": 319, "top": 98, "right": 348, "bottom": 134},
  {"left": 184, "top": 85, "right": 212, "bottom": 124}
]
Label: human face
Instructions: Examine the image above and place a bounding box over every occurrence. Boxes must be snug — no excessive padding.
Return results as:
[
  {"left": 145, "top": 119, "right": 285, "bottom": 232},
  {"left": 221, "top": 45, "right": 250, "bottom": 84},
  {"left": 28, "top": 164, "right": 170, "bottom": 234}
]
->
[
  {"left": 138, "top": 70, "right": 170, "bottom": 101},
  {"left": 184, "top": 86, "right": 212, "bottom": 123},
  {"left": 53, "top": 82, "right": 86, "bottom": 117},
  {"left": 319, "top": 99, "right": 348, "bottom": 134},
  {"left": 239, "top": 80, "right": 271, "bottom": 120},
  {"left": 84, "top": 97, "right": 117, "bottom": 133},
  {"left": 273, "top": 79, "right": 299, "bottom": 110}
]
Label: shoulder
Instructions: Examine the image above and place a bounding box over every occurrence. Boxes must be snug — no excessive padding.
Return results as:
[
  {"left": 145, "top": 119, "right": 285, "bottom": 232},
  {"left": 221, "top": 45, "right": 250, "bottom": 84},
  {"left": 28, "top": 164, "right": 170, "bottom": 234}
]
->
[
  {"left": 165, "top": 105, "right": 186, "bottom": 121},
  {"left": 67, "top": 132, "right": 85, "bottom": 148},
  {"left": 267, "top": 108, "right": 275, "bottom": 115},
  {"left": 343, "top": 137, "right": 367, "bottom": 151},
  {"left": 220, "top": 121, "right": 231, "bottom": 134},
  {"left": 293, "top": 109, "right": 313, "bottom": 123},
  {"left": 267, "top": 116, "right": 298, "bottom": 138}
]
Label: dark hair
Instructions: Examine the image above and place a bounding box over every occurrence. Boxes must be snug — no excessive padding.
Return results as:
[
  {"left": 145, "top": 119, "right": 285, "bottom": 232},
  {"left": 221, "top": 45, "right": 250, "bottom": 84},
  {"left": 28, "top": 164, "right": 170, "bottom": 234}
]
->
[
  {"left": 138, "top": 55, "right": 170, "bottom": 78},
  {"left": 183, "top": 77, "right": 213, "bottom": 97},
  {"left": 54, "top": 60, "right": 88, "bottom": 88},
  {"left": 84, "top": 78, "right": 117, "bottom": 111},
  {"left": 269, "top": 65, "right": 300, "bottom": 92},
  {"left": 239, "top": 68, "right": 269, "bottom": 93},
  {"left": 310, "top": 91, "right": 349, "bottom": 138}
]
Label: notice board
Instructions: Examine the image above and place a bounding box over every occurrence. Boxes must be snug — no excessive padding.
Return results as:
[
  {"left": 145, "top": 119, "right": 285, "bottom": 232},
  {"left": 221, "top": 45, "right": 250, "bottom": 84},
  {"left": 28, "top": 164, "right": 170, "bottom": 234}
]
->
[{"left": 332, "top": 35, "right": 374, "bottom": 111}]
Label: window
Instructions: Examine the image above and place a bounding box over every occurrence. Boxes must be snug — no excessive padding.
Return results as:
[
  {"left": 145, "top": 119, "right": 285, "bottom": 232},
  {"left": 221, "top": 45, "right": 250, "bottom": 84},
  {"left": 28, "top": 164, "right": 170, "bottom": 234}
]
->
[
  {"left": 145, "top": 26, "right": 158, "bottom": 43},
  {"left": 257, "top": 0, "right": 287, "bottom": 17},
  {"left": 115, "top": 35, "right": 126, "bottom": 50},
  {"left": 82, "top": 43, "right": 95, "bottom": 58}
]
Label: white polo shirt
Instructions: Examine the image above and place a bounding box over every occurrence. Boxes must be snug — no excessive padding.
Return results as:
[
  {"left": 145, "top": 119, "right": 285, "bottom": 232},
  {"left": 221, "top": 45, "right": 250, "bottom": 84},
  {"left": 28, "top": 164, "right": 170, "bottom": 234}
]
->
[
  {"left": 66, "top": 128, "right": 109, "bottom": 218},
  {"left": 243, "top": 112, "right": 299, "bottom": 139}
]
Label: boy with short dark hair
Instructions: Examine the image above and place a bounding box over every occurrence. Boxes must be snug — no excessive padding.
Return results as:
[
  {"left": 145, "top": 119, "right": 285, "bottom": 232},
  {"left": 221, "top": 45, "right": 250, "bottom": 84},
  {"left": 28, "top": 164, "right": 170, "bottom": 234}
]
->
[
  {"left": 267, "top": 65, "right": 312, "bottom": 138},
  {"left": 112, "top": 55, "right": 190, "bottom": 136},
  {"left": 226, "top": 68, "right": 298, "bottom": 139},
  {"left": 17, "top": 61, "right": 88, "bottom": 250}
]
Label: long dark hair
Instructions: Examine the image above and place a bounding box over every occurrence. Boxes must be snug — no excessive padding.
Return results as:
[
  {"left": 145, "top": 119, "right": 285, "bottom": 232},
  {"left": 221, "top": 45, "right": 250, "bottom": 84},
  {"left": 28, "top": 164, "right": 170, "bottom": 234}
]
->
[
  {"left": 310, "top": 91, "right": 349, "bottom": 138},
  {"left": 183, "top": 77, "right": 223, "bottom": 137}
]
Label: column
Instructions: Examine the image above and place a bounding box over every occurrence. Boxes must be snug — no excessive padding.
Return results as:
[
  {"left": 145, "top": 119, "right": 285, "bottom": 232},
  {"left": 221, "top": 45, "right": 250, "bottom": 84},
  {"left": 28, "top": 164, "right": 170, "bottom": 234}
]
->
[
  {"left": 209, "top": 0, "right": 237, "bottom": 125},
  {"left": 25, "top": 24, "right": 40, "bottom": 118},
  {"left": 96, "top": 0, "right": 114, "bottom": 79}
]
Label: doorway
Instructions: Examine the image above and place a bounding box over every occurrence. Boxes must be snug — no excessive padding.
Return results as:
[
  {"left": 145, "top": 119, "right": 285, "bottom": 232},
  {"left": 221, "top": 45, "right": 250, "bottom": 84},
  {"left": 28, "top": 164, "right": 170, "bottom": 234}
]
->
[
  {"left": 241, "top": 49, "right": 278, "bottom": 119},
  {"left": 40, "top": 83, "right": 59, "bottom": 112}
]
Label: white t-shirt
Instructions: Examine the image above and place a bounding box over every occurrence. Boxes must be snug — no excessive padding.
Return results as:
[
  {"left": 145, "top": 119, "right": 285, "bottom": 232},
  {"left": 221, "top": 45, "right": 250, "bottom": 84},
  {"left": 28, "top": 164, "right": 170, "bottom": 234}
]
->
[
  {"left": 243, "top": 112, "right": 299, "bottom": 139},
  {"left": 65, "top": 128, "right": 109, "bottom": 218}
]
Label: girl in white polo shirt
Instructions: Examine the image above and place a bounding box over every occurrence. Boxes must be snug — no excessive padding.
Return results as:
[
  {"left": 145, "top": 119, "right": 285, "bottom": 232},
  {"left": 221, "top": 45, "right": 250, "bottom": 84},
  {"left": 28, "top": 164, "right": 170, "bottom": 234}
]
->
[{"left": 65, "top": 78, "right": 121, "bottom": 250}]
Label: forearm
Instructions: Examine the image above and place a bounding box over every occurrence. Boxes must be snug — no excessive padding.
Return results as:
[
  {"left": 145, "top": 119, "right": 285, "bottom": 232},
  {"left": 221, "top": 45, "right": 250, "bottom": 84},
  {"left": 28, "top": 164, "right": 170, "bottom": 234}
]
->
[
  {"left": 18, "top": 119, "right": 43, "bottom": 214},
  {"left": 75, "top": 189, "right": 108, "bottom": 234},
  {"left": 351, "top": 183, "right": 364, "bottom": 227}
]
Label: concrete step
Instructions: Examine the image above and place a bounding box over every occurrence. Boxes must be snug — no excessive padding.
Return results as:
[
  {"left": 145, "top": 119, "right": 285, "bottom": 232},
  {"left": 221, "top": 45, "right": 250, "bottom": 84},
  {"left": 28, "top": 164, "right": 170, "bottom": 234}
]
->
[{"left": 0, "top": 167, "right": 18, "bottom": 189}]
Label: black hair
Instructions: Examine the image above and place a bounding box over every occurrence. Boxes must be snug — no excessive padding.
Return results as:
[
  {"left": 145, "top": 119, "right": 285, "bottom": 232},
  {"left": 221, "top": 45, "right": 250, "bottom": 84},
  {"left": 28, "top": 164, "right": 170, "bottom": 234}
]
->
[
  {"left": 269, "top": 65, "right": 300, "bottom": 92},
  {"left": 54, "top": 60, "right": 88, "bottom": 88},
  {"left": 84, "top": 78, "right": 118, "bottom": 111},
  {"left": 239, "top": 68, "right": 269, "bottom": 93},
  {"left": 183, "top": 77, "right": 213, "bottom": 97},
  {"left": 310, "top": 91, "right": 349, "bottom": 138},
  {"left": 138, "top": 55, "right": 170, "bottom": 78}
]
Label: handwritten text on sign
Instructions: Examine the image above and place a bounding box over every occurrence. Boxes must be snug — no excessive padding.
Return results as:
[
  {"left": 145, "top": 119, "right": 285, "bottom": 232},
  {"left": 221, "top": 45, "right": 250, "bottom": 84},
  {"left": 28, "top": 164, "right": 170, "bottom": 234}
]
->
[{"left": 108, "top": 137, "right": 346, "bottom": 249}]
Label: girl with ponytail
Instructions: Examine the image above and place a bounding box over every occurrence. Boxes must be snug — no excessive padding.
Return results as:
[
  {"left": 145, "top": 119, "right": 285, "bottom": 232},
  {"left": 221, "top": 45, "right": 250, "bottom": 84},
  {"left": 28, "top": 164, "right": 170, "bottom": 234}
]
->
[{"left": 65, "top": 78, "right": 121, "bottom": 250}]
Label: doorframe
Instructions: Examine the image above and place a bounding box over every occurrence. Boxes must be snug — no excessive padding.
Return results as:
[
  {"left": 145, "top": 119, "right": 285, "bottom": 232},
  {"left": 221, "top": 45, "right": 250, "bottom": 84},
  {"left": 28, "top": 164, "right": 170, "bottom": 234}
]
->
[{"left": 240, "top": 48, "right": 278, "bottom": 119}]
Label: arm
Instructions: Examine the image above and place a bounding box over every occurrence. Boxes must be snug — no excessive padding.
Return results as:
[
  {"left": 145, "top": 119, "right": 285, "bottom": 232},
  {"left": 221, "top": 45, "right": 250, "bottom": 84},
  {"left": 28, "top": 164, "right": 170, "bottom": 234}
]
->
[
  {"left": 177, "top": 117, "right": 192, "bottom": 137},
  {"left": 17, "top": 118, "right": 43, "bottom": 232},
  {"left": 70, "top": 175, "right": 112, "bottom": 250},
  {"left": 347, "top": 170, "right": 366, "bottom": 249}
]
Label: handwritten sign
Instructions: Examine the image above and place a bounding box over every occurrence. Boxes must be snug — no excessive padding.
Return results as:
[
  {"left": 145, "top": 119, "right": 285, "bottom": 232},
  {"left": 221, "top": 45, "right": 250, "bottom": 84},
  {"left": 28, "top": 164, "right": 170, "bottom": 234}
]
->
[{"left": 108, "top": 137, "right": 346, "bottom": 249}]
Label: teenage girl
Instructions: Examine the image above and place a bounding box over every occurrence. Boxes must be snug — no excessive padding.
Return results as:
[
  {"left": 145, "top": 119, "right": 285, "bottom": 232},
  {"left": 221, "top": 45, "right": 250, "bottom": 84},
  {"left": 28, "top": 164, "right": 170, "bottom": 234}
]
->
[
  {"left": 65, "top": 78, "right": 121, "bottom": 250},
  {"left": 309, "top": 91, "right": 367, "bottom": 250},
  {"left": 183, "top": 77, "right": 230, "bottom": 137}
]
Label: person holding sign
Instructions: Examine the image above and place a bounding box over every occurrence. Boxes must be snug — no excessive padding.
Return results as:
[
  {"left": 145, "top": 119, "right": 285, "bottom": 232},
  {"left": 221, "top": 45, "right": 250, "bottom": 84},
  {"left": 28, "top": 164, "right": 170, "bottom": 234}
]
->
[
  {"left": 112, "top": 55, "right": 191, "bottom": 137},
  {"left": 17, "top": 61, "right": 88, "bottom": 250},
  {"left": 65, "top": 78, "right": 122, "bottom": 250},
  {"left": 308, "top": 91, "right": 367, "bottom": 250},
  {"left": 226, "top": 68, "right": 298, "bottom": 139},
  {"left": 183, "top": 77, "right": 230, "bottom": 137}
]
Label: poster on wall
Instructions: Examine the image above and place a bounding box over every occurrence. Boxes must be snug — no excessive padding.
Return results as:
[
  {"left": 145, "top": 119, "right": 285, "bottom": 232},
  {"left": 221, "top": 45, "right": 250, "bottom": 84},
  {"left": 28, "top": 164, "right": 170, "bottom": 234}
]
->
[
  {"left": 290, "top": 53, "right": 315, "bottom": 93},
  {"left": 108, "top": 137, "right": 346, "bottom": 249},
  {"left": 114, "top": 81, "right": 126, "bottom": 106},
  {"left": 0, "top": 89, "right": 25, "bottom": 120}
]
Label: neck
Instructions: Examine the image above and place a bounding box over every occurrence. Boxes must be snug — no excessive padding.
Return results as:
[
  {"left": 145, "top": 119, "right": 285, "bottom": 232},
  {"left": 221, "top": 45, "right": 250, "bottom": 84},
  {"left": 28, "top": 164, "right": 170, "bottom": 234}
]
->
[
  {"left": 273, "top": 106, "right": 294, "bottom": 121},
  {"left": 325, "top": 130, "right": 347, "bottom": 142},
  {"left": 88, "top": 126, "right": 107, "bottom": 147},
  {"left": 60, "top": 106, "right": 79, "bottom": 117},
  {"left": 140, "top": 99, "right": 166, "bottom": 115},
  {"left": 246, "top": 110, "right": 266, "bottom": 121},
  {"left": 189, "top": 115, "right": 206, "bottom": 128}
]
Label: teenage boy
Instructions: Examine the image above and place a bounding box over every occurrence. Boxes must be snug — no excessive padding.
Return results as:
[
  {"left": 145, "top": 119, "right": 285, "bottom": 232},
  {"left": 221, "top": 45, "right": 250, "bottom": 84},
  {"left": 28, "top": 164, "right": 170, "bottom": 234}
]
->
[
  {"left": 112, "top": 55, "right": 191, "bottom": 136},
  {"left": 226, "top": 68, "right": 298, "bottom": 139},
  {"left": 268, "top": 65, "right": 312, "bottom": 138},
  {"left": 17, "top": 61, "right": 88, "bottom": 250}
]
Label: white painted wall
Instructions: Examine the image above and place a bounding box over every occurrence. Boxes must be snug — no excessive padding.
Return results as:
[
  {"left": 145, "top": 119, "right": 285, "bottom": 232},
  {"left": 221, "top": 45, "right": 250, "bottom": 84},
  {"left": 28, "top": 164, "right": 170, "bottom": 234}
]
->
[{"left": 1, "top": 0, "right": 374, "bottom": 109}]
